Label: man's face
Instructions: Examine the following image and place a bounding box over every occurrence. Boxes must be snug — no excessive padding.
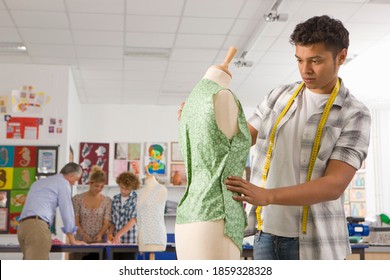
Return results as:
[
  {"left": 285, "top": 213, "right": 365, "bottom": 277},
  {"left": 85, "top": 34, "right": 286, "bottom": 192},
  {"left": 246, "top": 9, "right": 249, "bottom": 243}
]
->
[
  {"left": 295, "top": 42, "right": 347, "bottom": 94},
  {"left": 119, "top": 184, "right": 132, "bottom": 197},
  {"left": 66, "top": 173, "right": 81, "bottom": 186}
]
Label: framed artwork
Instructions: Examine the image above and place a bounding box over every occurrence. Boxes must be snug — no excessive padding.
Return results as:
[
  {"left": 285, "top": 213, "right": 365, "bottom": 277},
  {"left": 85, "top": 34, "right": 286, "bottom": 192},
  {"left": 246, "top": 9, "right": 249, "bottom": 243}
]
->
[
  {"left": 0, "top": 146, "right": 14, "bottom": 167},
  {"left": 171, "top": 163, "right": 187, "bottom": 186},
  {"left": 10, "top": 190, "right": 28, "bottom": 213},
  {"left": 113, "top": 160, "right": 128, "bottom": 179},
  {"left": 171, "top": 142, "right": 183, "bottom": 162},
  {"left": 14, "top": 146, "right": 37, "bottom": 168},
  {"left": 36, "top": 146, "right": 58, "bottom": 176},
  {"left": 13, "top": 167, "right": 36, "bottom": 190},
  {"left": 144, "top": 142, "right": 167, "bottom": 176},
  {"left": 0, "top": 190, "right": 10, "bottom": 209},
  {"left": 8, "top": 212, "right": 20, "bottom": 234},
  {"left": 350, "top": 189, "right": 366, "bottom": 202},
  {"left": 79, "top": 142, "right": 109, "bottom": 184},
  {"left": 115, "top": 143, "right": 128, "bottom": 160},
  {"left": 0, "top": 167, "right": 14, "bottom": 190},
  {"left": 351, "top": 202, "right": 366, "bottom": 217},
  {"left": 353, "top": 173, "right": 365, "bottom": 188},
  {"left": 128, "top": 143, "right": 141, "bottom": 160},
  {"left": 0, "top": 208, "right": 9, "bottom": 233}
]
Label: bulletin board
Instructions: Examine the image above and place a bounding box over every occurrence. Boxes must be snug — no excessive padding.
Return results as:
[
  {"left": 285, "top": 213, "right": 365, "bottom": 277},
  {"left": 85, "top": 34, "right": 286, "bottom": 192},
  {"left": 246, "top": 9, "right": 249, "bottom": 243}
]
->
[{"left": 0, "top": 145, "right": 58, "bottom": 234}]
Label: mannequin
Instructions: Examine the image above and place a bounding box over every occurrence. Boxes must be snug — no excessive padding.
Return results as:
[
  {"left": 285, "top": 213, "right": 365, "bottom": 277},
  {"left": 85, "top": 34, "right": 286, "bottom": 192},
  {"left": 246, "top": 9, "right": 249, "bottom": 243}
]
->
[
  {"left": 176, "top": 47, "right": 251, "bottom": 259},
  {"left": 137, "top": 169, "right": 168, "bottom": 259}
]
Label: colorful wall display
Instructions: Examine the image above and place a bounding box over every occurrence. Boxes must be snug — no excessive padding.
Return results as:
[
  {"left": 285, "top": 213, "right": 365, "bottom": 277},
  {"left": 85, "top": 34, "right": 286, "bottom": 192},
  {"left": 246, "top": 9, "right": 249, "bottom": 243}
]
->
[
  {"left": 79, "top": 142, "right": 109, "bottom": 184},
  {"left": 0, "top": 145, "right": 58, "bottom": 234},
  {"left": 5, "top": 116, "right": 42, "bottom": 139},
  {"left": 144, "top": 142, "right": 168, "bottom": 176},
  {"left": 11, "top": 85, "right": 51, "bottom": 114},
  {"left": 113, "top": 143, "right": 142, "bottom": 178}
]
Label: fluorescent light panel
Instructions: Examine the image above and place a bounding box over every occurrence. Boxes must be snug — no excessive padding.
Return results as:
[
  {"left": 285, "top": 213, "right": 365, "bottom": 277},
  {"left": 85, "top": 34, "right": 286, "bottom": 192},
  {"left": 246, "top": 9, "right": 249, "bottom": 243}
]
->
[
  {"left": 124, "top": 47, "right": 170, "bottom": 59},
  {"left": 0, "top": 43, "right": 27, "bottom": 53}
]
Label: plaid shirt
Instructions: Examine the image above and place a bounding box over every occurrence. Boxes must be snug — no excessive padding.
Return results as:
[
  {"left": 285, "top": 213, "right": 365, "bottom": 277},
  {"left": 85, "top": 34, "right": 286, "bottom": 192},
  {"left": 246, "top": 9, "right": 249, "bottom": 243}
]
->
[
  {"left": 248, "top": 79, "right": 371, "bottom": 259},
  {"left": 111, "top": 192, "right": 137, "bottom": 244}
]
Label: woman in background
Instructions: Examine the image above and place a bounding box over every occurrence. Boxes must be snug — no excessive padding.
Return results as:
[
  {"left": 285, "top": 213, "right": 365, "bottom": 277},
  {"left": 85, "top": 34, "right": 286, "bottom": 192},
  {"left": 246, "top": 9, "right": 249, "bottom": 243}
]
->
[{"left": 70, "top": 165, "right": 111, "bottom": 260}]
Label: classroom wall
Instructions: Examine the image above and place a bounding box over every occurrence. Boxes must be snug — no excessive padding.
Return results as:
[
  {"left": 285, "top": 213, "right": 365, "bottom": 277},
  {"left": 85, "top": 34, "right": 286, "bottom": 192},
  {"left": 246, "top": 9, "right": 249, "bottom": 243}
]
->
[{"left": 0, "top": 63, "right": 78, "bottom": 259}]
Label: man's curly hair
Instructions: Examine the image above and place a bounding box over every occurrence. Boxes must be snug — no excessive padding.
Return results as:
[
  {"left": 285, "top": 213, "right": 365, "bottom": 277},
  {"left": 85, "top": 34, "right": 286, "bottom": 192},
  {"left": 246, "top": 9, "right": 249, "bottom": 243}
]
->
[{"left": 290, "top": 15, "right": 349, "bottom": 58}]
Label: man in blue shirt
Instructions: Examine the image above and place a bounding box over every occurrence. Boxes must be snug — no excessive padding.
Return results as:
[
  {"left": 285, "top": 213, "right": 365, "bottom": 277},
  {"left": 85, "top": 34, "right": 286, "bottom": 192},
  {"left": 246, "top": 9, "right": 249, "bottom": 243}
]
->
[{"left": 17, "top": 162, "right": 86, "bottom": 260}]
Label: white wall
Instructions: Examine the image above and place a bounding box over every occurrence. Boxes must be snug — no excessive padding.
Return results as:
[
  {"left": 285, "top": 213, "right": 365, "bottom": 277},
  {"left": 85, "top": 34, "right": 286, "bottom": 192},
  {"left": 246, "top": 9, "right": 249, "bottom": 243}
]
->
[
  {"left": 0, "top": 63, "right": 76, "bottom": 259},
  {"left": 79, "top": 104, "right": 180, "bottom": 185}
]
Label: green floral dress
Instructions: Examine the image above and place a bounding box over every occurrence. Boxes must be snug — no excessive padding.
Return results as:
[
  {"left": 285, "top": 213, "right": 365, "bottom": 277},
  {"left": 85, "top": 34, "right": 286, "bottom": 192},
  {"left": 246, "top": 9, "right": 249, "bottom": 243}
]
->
[{"left": 177, "top": 78, "right": 251, "bottom": 251}]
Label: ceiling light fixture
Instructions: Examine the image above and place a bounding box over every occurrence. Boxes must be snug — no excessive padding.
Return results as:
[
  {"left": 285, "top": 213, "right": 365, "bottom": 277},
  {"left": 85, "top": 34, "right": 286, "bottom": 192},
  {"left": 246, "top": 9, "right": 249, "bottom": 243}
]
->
[
  {"left": 234, "top": 51, "right": 253, "bottom": 68},
  {"left": 124, "top": 47, "right": 170, "bottom": 59},
  {"left": 263, "top": 0, "right": 288, "bottom": 22},
  {"left": 264, "top": 11, "right": 288, "bottom": 22},
  {"left": 0, "top": 43, "right": 27, "bottom": 53}
]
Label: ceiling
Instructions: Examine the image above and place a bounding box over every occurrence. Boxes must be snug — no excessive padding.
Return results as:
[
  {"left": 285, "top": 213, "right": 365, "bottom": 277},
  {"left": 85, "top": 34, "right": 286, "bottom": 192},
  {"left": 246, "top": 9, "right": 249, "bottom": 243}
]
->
[{"left": 1, "top": 0, "right": 390, "bottom": 107}]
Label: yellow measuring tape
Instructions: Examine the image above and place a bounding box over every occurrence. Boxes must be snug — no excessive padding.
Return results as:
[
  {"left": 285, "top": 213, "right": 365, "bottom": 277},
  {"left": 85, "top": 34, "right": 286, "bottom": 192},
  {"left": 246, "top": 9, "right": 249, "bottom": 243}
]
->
[{"left": 256, "top": 79, "right": 340, "bottom": 234}]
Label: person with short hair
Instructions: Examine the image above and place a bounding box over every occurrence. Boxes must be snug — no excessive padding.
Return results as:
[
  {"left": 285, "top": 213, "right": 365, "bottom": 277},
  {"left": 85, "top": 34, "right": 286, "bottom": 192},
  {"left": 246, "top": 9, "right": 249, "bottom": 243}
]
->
[
  {"left": 225, "top": 15, "right": 371, "bottom": 260},
  {"left": 108, "top": 171, "right": 140, "bottom": 260},
  {"left": 17, "top": 162, "right": 86, "bottom": 260}
]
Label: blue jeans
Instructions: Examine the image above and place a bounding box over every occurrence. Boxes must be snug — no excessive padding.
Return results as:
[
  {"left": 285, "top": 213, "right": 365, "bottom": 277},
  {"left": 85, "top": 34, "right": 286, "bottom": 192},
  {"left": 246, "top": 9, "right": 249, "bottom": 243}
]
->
[{"left": 253, "top": 231, "right": 299, "bottom": 260}]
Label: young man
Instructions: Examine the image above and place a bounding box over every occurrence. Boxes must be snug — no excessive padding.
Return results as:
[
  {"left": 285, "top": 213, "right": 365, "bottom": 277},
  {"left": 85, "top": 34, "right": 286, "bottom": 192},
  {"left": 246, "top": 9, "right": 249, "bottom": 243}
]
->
[
  {"left": 225, "top": 15, "right": 371, "bottom": 260},
  {"left": 17, "top": 162, "right": 86, "bottom": 260},
  {"left": 109, "top": 171, "right": 139, "bottom": 260}
]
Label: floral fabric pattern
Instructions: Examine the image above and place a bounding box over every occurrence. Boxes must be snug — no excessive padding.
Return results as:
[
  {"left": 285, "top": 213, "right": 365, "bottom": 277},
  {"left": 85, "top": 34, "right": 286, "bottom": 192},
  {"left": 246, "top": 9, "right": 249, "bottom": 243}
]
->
[
  {"left": 177, "top": 78, "right": 251, "bottom": 251},
  {"left": 72, "top": 193, "right": 112, "bottom": 241}
]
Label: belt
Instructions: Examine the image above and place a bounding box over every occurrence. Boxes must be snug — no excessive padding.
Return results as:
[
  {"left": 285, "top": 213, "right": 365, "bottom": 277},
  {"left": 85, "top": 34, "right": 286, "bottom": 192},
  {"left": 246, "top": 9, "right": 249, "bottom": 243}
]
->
[{"left": 20, "top": 215, "right": 50, "bottom": 227}]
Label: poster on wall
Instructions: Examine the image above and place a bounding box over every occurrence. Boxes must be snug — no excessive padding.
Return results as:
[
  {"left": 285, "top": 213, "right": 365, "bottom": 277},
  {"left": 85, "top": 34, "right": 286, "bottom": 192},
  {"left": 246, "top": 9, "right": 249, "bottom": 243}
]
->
[
  {"left": 0, "top": 146, "right": 14, "bottom": 167},
  {"left": 9, "top": 190, "right": 28, "bottom": 213},
  {"left": 0, "top": 190, "right": 9, "bottom": 208},
  {"left": 79, "top": 142, "right": 109, "bottom": 184},
  {"left": 0, "top": 190, "right": 10, "bottom": 233},
  {"left": 14, "top": 146, "right": 37, "bottom": 168},
  {"left": 8, "top": 212, "right": 20, "bottom": 234},
  {"left": 47, "top": 117, "right": 64, "bottom": 137},
  {"left": 36, "top": 146, "right": 58, "bottom": 176},
  {"left": 6, "top": 116, "right": 42, "bottom": 139},
  {"left": 170, "top": 163, "right": 187, "bottom": 186},
  {"left": 144, "top": 142, "right": 167, "bottom": 176},
  {"left": 0, "top": 167, "right": 14, "bottom": 190},
  {"left": 11, "top": 85, "right": 51, "bottom": 113},
  {"left": 0, "top": 208, "right": 8, "bottom": 233},
  {"left": 114, "top": 143, "right": 142, "bottom": 178},
  {"left": 0, "top": 145, "right": 56, "bottom": 234},
  {"left": 170, "top": 142, "right": 183, "bottom": 162},
  {"left": 0, "top": 95, "right": 8, "bottom": 114}
]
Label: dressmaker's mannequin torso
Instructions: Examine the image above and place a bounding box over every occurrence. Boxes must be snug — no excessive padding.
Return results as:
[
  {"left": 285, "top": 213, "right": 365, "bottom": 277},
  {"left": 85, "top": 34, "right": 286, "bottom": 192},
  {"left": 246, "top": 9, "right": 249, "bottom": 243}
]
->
[
  {"left": 176, "top": 47, "right": 250, "bottom": 260},
  {"left": 137, "top": 175, "right": 167, "bottom": 253},
  {"left": 207, "top": 67, "right": 239, "bottom": 139}
]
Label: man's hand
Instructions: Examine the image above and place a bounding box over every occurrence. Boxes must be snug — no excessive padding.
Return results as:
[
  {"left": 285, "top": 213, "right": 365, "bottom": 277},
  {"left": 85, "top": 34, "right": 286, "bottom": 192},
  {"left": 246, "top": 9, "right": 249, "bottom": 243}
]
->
[
  {"left": 67, "top": 233, "right": 87, "bottom": 245},
  {"left": 225, "top": 176, "right": 270, "bottom": 206},
  {"left": 72, "top": 239, "right": 87, "bottom": 245}
]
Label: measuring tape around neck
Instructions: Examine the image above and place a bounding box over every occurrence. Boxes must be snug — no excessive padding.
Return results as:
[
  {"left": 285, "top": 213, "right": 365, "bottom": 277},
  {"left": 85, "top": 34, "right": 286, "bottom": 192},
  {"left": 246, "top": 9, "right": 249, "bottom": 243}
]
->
[{"left": 255, "top": 79, "right": 341, "bottom": 234}]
